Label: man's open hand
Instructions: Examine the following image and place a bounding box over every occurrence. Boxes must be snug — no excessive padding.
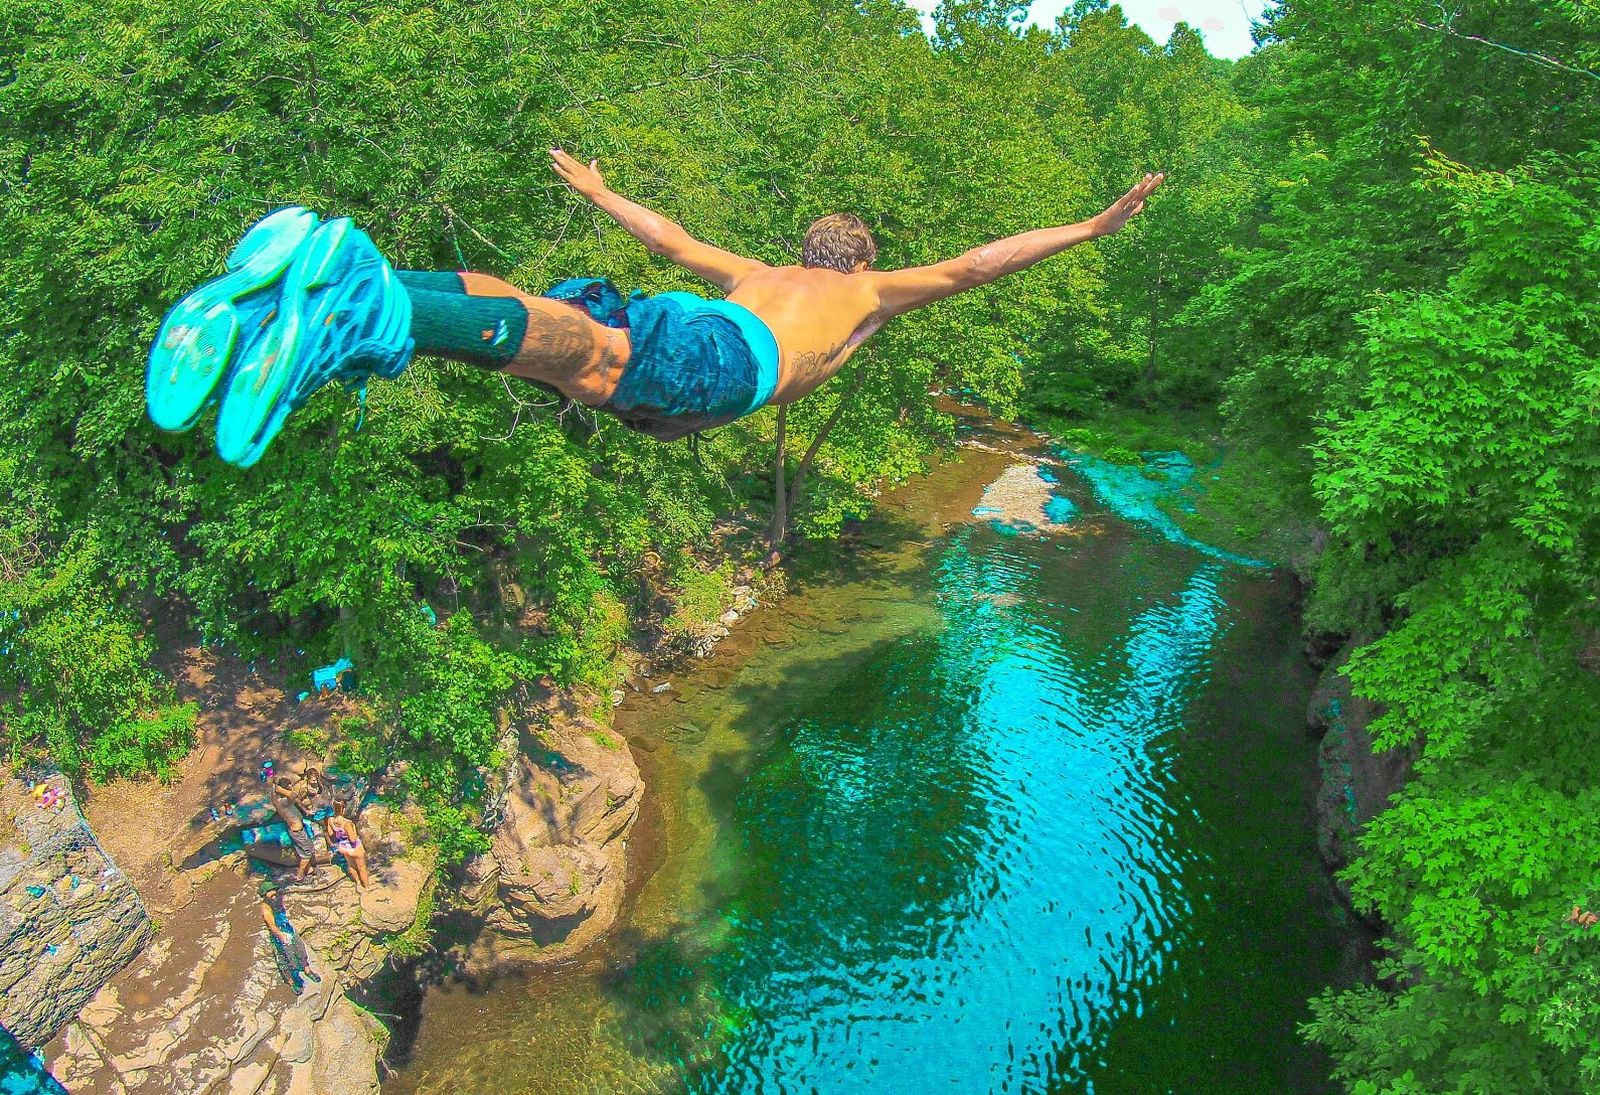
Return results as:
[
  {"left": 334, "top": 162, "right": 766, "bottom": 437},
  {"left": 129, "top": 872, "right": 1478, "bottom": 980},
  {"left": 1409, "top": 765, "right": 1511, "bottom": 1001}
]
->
[
  {"left": 1092, "top": 172, "right": 1166, "bottom": 237},
  {"left": 550, "top": 149, "right": 609, "bottom": 200}
]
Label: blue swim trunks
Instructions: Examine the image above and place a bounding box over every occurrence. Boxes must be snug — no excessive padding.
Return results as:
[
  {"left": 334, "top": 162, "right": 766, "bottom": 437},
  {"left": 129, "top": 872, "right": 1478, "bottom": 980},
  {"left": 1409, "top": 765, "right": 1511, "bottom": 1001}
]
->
[{"left": 544, "top": 279, "right": 780, "bottom": 442}]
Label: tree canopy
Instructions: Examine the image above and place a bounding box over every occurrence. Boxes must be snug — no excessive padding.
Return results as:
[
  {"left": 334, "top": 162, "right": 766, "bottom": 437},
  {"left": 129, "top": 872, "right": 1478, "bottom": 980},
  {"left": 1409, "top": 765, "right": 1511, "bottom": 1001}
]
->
[{"left": 5, "top": 0, "right": 1598, "bottom": 1086}]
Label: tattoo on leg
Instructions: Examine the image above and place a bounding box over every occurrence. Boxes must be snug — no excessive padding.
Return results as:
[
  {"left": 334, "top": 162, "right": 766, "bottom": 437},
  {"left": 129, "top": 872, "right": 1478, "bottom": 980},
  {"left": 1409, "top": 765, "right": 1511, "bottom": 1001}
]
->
[
  {"left": 518, "top": 308, "right": 596, "bottom": 381},
  {"left": 596, "top": 332, "right": 625, "bottom": 390}
]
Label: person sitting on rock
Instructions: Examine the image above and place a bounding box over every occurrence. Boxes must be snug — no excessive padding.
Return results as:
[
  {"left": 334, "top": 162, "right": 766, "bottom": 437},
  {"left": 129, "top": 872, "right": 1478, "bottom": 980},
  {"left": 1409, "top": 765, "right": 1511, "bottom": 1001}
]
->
[
  {"left": 145, "top": 152, "right": 1163, "bottom": 465},
  {"left": 323, "top": 800, "right": 371, "bottom": 890},
  {"left": 296, "top": 767, "right": 335, "bottom": 823},
  {"left": 258, "top": 878, "right": 322, "bottom": 995},
  {"left": 270, "top": 775, "right": 318, "bottom": 882}
]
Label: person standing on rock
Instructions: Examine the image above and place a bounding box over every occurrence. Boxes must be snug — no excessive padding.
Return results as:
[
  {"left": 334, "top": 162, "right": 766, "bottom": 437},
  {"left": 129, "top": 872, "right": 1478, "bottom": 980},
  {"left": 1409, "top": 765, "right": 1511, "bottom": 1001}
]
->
[
  {"left": 323, "top": 800, "right": 371, "bottom": 890},
  {"left": 259, "top": 878, "right": 322, "bottom": 995},
  {"left": 270, "top": 775, "right": 318, "bottom": 881},
  {"left": 296, "top": 767, "right": 336, "bottom": 827}
]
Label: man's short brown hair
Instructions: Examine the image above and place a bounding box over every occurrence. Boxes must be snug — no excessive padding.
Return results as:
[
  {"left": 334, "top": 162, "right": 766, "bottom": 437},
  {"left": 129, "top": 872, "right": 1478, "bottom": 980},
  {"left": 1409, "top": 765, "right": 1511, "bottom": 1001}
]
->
[{"left": 802, "top": 213, "right": 877, "bottom": 273}]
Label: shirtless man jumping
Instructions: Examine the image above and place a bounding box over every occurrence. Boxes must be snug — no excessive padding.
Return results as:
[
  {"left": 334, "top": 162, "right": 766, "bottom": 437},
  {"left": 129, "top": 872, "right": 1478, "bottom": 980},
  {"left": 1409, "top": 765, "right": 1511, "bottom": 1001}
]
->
[{"left": 145, "top": 151, "right": 1164, "bottom": 465}]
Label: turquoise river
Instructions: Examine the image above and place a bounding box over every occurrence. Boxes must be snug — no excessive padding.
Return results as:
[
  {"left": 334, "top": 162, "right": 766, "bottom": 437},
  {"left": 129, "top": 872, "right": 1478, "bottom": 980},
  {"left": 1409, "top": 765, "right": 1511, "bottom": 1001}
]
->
[{"left": 383, "top": 423, "right": 1358, "bottom": 1094}]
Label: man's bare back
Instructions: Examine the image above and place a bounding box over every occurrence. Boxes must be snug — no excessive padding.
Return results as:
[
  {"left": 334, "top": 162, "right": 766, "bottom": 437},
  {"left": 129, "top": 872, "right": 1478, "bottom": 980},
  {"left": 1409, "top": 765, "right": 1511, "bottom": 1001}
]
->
[
  {"left": 724, "top": 265, "right": 881, "bottom": 404},
  {"left": 140, "top": 153, "right": 1160, "bottom": 463}
]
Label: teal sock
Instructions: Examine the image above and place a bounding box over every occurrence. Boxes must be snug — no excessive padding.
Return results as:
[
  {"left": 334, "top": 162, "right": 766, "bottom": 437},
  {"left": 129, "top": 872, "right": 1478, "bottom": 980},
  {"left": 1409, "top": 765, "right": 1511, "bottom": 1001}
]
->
[
  {"left": 404, "top": 287, "right": 528, "bottom": 369},
  {"left": 396, "top": 270, "right": 467, "bottom": 294}
]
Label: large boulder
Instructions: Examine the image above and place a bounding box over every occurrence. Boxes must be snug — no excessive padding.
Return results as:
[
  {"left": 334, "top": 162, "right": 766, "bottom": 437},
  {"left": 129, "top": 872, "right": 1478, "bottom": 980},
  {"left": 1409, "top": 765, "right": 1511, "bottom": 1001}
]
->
[
  {"left": 0, "top": 765, "right": 153, "bottom": 1050},
  {"left": 358, "top": 858, "right": 432, "bottom": 935},
  {"left": 295, "top": 995, "right": 387, "bottom": 1095},
  {"left": 495, "top": 844, "right": 611, "bottom": 922},
  {"left": 473, "top": 713, "right": 643, "bottom": 967}
]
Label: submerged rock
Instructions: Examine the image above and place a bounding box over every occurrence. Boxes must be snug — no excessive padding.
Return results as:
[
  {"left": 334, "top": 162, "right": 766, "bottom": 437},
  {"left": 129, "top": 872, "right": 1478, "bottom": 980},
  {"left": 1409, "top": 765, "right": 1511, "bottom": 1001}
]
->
[{"left": 970, "top": 462, "right": 1076, "bottom": 536}]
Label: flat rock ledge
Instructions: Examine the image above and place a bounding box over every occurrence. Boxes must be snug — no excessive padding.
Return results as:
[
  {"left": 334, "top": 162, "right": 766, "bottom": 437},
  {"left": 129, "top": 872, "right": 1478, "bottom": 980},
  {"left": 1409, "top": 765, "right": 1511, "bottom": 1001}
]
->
[{"left": 46, "top": 805, "right": 432, "bottom": 1095}]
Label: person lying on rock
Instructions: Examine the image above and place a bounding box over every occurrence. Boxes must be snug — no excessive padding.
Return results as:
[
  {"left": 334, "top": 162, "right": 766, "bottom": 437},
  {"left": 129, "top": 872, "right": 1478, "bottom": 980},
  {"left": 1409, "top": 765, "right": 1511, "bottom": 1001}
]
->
[
  {"left": 145, "top": 153, "right": 1164, "bottom": 465},
  {"left": 259, "top": 877, "right": 322, "bottom": 996}
]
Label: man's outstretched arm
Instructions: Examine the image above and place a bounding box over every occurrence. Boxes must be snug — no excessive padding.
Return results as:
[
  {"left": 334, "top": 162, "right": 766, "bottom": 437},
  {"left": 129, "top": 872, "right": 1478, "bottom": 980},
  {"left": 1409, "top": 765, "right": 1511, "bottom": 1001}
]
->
[
  {"left": 867, "top": 172, "right": 1165, "bottom": 319},
  {"left": 550, "top": 150, "right": 767, "bottom": 292}
]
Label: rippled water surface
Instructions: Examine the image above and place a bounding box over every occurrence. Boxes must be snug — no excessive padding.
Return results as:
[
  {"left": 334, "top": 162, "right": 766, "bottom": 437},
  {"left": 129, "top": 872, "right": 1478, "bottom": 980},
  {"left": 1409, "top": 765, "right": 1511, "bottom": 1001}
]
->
[{"left": 386, "top": 440, "right": 1347, "bottom": 1094}]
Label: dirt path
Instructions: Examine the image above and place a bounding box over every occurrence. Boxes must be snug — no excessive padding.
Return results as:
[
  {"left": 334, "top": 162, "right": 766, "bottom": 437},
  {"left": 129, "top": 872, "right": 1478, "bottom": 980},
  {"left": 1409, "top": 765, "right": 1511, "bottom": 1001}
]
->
[{"left": 79, "top": 640, "right": 357, "bottom": 915}]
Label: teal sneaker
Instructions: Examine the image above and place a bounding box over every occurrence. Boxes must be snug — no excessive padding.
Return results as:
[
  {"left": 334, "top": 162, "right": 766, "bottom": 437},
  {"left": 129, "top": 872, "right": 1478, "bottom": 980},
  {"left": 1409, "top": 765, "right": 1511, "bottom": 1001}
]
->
[
  {"left": 213, "top": 218, "right": 414, "bottom": 468},
  {"left": 145, "top": 207, "right": 321, "bottom": 433}
]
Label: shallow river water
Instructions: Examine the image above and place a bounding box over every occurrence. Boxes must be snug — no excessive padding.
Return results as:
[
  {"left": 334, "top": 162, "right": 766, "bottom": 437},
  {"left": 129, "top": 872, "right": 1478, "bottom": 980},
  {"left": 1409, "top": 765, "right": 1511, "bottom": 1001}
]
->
[{"left": 384, "top": 429, "right": 1352, "bottom": 1094}]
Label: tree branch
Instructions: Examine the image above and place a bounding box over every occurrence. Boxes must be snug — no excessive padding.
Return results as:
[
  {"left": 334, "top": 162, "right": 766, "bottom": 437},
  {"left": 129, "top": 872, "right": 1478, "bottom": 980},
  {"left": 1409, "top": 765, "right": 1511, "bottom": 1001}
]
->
[{"left": 1411, "top": 19, "right": 1600, "bottom": 82}]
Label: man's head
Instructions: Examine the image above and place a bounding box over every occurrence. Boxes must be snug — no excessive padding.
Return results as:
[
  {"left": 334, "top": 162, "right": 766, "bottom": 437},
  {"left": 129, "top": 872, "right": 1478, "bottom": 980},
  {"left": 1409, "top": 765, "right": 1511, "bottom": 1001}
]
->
[{"left": 802, "top": 213, "right": 877, "bottom": 273}]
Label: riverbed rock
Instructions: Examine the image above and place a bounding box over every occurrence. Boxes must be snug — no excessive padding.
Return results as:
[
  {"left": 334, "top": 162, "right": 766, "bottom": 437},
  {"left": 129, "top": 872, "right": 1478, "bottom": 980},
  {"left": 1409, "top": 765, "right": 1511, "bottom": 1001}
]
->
[
  {"left": 0, "top": 764, "right": 153, "bottom": 1050},
  {"left": 358, "top": 857, "right": 432, "bottom": 934},
  {"left": 1309, "top": 639, "right": 1414, "bottom": 925},
  {"left": 472, "top": 713, "right": 643, "bottom": 968}
]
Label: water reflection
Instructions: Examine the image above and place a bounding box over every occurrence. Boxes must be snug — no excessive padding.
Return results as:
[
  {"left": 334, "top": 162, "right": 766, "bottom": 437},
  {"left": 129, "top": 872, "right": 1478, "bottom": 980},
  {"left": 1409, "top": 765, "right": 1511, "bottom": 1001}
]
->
[{"left": 696, "top": 531, "right": 1226, "bottom": 1093}]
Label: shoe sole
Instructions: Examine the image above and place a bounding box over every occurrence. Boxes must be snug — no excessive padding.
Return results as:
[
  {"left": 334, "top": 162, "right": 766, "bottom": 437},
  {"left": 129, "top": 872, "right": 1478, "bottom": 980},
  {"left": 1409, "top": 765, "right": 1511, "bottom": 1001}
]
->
[
  {"left": 145, "top": 207, "right": 320, "bottom": 433},
  {"left": 214, "top": 219, "right": 412, "bottom": 468}
]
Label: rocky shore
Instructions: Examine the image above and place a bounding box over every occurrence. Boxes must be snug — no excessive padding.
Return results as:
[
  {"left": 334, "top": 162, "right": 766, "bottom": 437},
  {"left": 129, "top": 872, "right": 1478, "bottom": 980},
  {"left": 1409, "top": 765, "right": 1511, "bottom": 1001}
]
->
[
  {"left": 1307, "top": 637, "right": 1414, "bottom": 927},
  {"left": 11, "top": 565, "right": 770, "bottom": 1093},
  {"left": 45, "top": 800, "right": 431, "bottom": 1095}
]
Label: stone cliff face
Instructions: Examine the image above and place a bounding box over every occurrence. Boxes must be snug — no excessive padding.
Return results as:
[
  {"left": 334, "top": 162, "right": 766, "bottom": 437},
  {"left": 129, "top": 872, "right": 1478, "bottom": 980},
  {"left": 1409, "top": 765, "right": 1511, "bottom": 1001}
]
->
[
  {"left": 27, "top": 570, "right": 755, "bottom": 1083},
  {"left": 1309, "top": 639, "right": 1415, "bottom": 925},
  {"left": 463, "top": 711, "right": 643, "bottom": 969},
  {"left": 0, "top": 766, "right": 152, "bottom": 1050}
]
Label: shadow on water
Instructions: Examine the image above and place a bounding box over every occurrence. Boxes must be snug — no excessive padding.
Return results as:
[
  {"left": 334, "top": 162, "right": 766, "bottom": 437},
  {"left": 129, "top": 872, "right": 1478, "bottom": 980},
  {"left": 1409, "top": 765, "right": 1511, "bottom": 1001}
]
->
[{"left": 3, "top": 1025, "right": 67, "bottom": 1095}]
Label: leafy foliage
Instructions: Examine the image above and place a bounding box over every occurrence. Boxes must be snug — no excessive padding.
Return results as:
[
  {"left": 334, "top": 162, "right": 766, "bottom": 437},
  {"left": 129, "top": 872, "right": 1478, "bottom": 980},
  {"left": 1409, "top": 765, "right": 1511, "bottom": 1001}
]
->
[
  {"left": 10, "top": 0, "right": 1596, "bottom": 1083},
  {"left": 2, "top": 1, "right": 1233, "bottom": 845},
  {"left": 1181, "top": 1, "right": 1600, "bottom": 1088}
]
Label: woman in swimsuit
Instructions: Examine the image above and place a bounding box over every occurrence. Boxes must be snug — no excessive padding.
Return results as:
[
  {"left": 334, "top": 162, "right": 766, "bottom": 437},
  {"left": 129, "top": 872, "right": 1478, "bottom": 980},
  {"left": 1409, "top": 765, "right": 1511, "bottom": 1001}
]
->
[{"left": 323, "top": 800, "right": 370, "bottom": 889}]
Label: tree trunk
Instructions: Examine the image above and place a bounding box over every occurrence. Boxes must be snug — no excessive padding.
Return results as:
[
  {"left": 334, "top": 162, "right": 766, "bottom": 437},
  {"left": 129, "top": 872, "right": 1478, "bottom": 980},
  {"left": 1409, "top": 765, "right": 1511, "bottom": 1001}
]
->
[
  {"left": 1144, "top": 252, "right": 1164, "bottom": 390},
  {"left": 788, "top": 367, "right": 867, "bottom": 520},
  {"left": 768, "top": 404, "right": 789, "bottom": 548}
]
